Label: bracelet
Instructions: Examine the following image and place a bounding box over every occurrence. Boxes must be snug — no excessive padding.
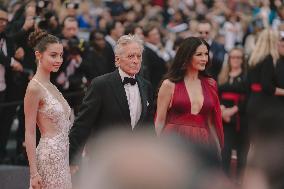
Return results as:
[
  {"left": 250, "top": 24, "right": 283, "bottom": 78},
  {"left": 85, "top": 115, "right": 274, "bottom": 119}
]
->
[{"left": 31, "top": 173, "right": 39, "bottom": 179}]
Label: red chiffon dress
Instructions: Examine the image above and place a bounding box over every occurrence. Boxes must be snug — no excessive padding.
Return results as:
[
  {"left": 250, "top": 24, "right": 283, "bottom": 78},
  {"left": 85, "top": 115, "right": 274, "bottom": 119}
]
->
[{"left": 163, "top": 77, "right": 224, "bottom": 148}]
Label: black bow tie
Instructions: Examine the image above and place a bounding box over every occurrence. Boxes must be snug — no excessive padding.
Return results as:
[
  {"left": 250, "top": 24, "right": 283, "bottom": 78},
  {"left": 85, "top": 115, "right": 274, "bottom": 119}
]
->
[
  {"left": 123, "top": 77, "right": 137, "bottom": 85},
  {"left": 0, "top": 32, "right": 6, "bottom": 39}
]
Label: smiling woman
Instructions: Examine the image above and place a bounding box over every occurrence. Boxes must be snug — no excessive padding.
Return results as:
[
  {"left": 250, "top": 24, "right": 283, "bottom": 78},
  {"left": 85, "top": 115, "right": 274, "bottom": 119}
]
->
[
  {"left": 24, "top": 29, "right": 73, "bottom": 189},
  {"left": 155, "top": 37, "right": 224, "bottom": 156}
]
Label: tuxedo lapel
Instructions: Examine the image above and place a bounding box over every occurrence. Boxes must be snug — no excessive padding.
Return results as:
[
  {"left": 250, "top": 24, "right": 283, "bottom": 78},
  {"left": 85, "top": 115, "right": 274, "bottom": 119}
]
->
[
  {"left": 137, "top": 76, "right": 147, "bottom": 124},
  {"left": 109, "top": 70, "right": 131, "bottom": 122}
]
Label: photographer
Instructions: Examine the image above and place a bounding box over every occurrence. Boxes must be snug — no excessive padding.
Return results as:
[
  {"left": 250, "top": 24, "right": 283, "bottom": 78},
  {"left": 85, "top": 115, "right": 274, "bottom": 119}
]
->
[
  {"left": 0, "top": 4, "right": 33, "bottom": 164},
  {"left": 58, "top": 1, "right": 80, "bottom": 23},
  {"left": 80, "top": 29, "right": 116, "bottom": 83},
  {"left": 37, "top": 10, "right": 61, "bottom": 35},
  {"left": 53, "top": 16, "right": 87, "bottom": 114},
  {"left": 2, "top": 2, "right": 39, "bottom": 164}
]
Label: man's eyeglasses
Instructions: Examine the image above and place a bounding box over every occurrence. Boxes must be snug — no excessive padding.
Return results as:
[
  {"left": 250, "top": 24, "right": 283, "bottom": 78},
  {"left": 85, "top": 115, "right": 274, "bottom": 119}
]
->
[
  {"left": 123, "top": 54, "right": 142, "bottom": 60},
  {"left": 198, "top": 31, "right": 209, "bottom": 35},
  {"left": 229, "top": 56, "right": 243, "bottom": 59}
]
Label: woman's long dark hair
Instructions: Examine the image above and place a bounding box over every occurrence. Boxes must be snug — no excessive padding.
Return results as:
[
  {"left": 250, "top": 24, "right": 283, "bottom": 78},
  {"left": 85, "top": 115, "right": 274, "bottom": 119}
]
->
[{"left": 164, "top": 37, "right": 211, "bottom": 82}]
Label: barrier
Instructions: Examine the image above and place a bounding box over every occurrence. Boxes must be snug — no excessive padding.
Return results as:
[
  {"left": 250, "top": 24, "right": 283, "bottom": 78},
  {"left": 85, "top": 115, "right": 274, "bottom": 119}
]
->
[{"left": 0, "top": 165, "right": 29, "bottom": 189}]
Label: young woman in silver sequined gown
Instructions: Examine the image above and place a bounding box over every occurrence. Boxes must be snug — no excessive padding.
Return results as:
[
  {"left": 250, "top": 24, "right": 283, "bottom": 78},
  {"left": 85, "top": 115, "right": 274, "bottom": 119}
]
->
[{"left": 24, "top": 30, "right": 72, "bottom": 189}]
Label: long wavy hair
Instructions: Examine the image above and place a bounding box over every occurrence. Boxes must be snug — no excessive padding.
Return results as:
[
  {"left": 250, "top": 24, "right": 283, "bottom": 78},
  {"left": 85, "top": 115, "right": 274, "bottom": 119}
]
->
[
  {"left": 218, "top": 47, "right": 247, "bottom": 85},
  {"left": 163, "top": 37, "right": 211, "bottom": 83},
  {"left": 249, "top": 28, "right": 279, "bottom": 66}
]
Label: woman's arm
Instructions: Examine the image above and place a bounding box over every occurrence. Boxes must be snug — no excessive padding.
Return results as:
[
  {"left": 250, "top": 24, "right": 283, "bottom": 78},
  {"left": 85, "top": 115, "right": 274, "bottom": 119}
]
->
[
  {"left": 275, "top": 87, "right": 284, "bottom": 96},
  {"left": 154, "top": 79, "right": 175, "bottom": 135},
  {"left": 24, "top": 83, "right": 41, "bottom": 178},
  {"left": 206, "top": 78, "right": 224, "bottom": 148}
]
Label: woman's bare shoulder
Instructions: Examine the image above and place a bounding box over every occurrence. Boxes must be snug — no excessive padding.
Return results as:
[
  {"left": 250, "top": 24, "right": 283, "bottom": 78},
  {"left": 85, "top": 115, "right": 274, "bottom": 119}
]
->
[
  {"left": 25, "top": 80, "right": 42, "bottom": 97},
  {"left": 161, "top": 79, "right": 175, "bottom": 89},
  {"left": 158, "top": 79, "right": 175, "bottom": 98}
]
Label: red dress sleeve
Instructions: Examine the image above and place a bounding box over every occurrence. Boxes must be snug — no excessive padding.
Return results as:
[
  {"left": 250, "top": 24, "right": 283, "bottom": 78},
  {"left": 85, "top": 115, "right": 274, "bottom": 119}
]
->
[{"left": 204, "top": 78, "right": 224, "bottom": 149}]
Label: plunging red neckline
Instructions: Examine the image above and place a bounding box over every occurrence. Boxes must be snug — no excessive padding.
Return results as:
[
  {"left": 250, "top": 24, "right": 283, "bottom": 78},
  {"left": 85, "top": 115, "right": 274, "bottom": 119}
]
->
[{"left": 183, "top": 79, "right": 205, "bottom": 115}]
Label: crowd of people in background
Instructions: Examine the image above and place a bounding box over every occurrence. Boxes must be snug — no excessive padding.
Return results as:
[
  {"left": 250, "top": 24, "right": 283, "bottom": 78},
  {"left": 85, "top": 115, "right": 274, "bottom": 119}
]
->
[{"left": 0, "top": 0, "right": 284, "bottom": 188}]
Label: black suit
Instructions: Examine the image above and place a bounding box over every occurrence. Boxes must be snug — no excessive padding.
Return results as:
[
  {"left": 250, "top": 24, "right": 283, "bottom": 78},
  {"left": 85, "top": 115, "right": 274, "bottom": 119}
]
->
[
  {"left": 140, "top": 46, "right": 167, "bottom": 94},
  {"left": 209, "top": 41, "right": 226, "bottom": 80},
  {"left": 0, "top": 33, "right": 17, "bottom": 159},
  {"left": 69, "top": 70, "right": 154, "bottom": 162},
  {"left": 104, "top": 41, "right": 116, "bottom": 71}
]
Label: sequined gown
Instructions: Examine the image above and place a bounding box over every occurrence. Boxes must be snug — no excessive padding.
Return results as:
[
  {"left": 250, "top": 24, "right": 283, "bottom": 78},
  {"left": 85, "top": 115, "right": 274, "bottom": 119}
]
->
[{"left": 30, "top": 79, "right": 72, "bottom": 189}]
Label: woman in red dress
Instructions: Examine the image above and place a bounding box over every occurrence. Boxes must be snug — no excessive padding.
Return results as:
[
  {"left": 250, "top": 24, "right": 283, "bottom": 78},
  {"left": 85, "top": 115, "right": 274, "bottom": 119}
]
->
[{"left": 155, "top": 37, "right": 224, "bottom": 150}]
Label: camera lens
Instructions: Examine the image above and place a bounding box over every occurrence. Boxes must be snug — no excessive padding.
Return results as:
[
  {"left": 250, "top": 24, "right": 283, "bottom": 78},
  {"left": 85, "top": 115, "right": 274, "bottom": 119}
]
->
[{"left": 37, "top": 0, "right": 45, "bottom": 8}]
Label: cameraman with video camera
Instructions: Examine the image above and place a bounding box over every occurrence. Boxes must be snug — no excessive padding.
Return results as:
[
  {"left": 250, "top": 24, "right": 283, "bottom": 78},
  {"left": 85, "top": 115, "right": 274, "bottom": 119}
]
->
[
  {"left": 7, "top": 0, "right": 53, "bottom": 79},
  {"left": 53, "top": 16, "right": 87, "bottom": 115}
]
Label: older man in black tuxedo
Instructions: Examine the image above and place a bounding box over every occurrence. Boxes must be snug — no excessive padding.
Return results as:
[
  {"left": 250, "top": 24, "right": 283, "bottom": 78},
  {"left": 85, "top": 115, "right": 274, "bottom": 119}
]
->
[{"left": 69, "top": 34, "right": 154, "bottom": 164}]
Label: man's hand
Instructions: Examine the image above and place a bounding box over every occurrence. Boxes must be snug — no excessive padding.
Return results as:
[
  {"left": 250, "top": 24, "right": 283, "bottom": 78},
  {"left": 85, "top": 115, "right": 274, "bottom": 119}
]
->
[
  {"left": 74, "top": 55, "right": 82, "bottom": 64},
  {"left": 23, "top": 16, "right": 35, "bottom": 31},
  {"left": 70, "top": 165, "right": 79, "bottom": 175},
  {"left": 56, "top": 72, "right": 67, "bottom": 85},
  {"left": 11, "top": 59, "right": 23, "bottom": 72},
  {"left": 15, "top": 47, "right": 25, "bottom": 60}
]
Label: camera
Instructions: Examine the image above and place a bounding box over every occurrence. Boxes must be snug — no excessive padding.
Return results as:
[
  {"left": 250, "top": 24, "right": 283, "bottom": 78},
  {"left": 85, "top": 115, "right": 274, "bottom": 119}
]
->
[
  {"left": 36, "top": 0, "right": 50, "bottom": 16},
  {"left": 36, "top": 11, "right": 57, "bottom": 30},
  {"left": 36, "top": 0, "right": 49, "bottom": 9},
  {"left": 67, "top": 37, "right": 85, "bottom": 55},
  {"left": 33, "top": 16, "right": 42, "bottom": 25},
  {"left": 65, "top": 2, "right": 79, "bottom": 9}
]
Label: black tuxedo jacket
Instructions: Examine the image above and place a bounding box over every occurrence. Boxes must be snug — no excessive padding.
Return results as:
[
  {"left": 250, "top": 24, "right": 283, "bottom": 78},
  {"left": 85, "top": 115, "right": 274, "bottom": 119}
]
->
[
  {"left": 140, "top": 46, "right": 168, "bottom": 93},
  {"left": 0, "top": 33, "right": 17, "bottom": 91},
  {"left": 69, "top": 70, "right": 154, "bottom": 162}
]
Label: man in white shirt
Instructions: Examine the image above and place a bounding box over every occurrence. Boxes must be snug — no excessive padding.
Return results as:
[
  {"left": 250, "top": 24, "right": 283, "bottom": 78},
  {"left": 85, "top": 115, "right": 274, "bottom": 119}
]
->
[
  {"left": 141, "top": 23, "right": 169, "bottom": 92},
  {"left": 69, "top": 34, "right": 154, "bottom": 165},
  {"left": 197, "top": 20, "right": 226, "bottom": 80}
]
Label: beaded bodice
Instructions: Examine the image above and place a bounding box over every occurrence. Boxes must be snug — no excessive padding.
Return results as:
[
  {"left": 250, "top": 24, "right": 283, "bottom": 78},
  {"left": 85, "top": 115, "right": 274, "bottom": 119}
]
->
[{"left": 32, "top": 78, "right": 72, "bottom": 136}]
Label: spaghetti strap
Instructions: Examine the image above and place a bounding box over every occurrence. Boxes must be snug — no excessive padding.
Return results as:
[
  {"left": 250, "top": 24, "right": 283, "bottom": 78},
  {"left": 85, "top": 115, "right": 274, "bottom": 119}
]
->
[{"left": 31, "top": 78, "right": 49, "bottom": 94}]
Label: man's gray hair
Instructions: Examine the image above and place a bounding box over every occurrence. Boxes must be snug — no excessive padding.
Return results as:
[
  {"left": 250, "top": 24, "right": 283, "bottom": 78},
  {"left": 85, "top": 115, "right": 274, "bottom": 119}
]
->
[{"left": 114, "top": 34, "right": 144, "bottom": 55}]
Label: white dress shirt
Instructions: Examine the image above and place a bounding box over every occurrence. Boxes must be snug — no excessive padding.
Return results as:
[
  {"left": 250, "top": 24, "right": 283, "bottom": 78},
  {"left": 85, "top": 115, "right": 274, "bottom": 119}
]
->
[
  {"left": 105, "top": 35, "right": 116, "bottom": 50},
  {"left": 119, "top": 68, "right": 142, "bottom": 129},
  {"left": 145, "top": 42, "right": 171, "bottom": 62}
]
